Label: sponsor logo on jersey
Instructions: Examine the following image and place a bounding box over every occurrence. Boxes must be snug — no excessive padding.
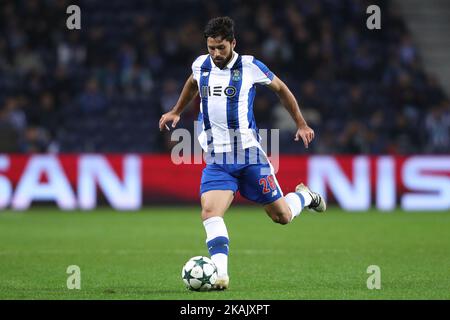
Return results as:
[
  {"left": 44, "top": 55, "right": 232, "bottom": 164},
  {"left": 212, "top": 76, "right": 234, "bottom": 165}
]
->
[{"left": 201, "top": 85, "right": 237, "bottom": 98}]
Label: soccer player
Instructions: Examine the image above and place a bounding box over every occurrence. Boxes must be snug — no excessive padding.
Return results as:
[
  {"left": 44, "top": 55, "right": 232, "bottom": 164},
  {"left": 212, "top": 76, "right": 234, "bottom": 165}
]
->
[{"left": 159, "top": 16, "right": 326, "bottom": 290}]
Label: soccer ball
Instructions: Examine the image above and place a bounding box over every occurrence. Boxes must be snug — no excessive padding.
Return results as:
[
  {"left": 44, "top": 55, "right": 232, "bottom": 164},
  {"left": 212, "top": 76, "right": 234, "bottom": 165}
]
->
[{"left": 181, "top": 256, "right": 218, "bottom": 291}]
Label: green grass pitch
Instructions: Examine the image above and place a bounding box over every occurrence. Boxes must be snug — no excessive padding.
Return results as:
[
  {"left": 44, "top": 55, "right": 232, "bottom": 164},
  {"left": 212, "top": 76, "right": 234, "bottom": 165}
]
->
[{"left": 0, "top": 207, "right": 449, "bottom": 300}]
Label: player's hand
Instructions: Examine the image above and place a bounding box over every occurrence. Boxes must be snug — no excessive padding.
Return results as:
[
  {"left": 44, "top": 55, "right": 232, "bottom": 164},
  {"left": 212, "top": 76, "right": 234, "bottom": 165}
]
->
[
  {"left": 159, "top": 111, "right": 180, "bottom": 131},
  {"left": 295, "top": 125, "right": 315, "bottom": 149}
]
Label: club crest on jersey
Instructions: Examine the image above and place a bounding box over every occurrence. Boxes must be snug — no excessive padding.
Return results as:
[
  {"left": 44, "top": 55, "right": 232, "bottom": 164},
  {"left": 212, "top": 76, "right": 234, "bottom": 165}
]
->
[{"left": 231, "top": 70, "right": 241, "bottom": 82}]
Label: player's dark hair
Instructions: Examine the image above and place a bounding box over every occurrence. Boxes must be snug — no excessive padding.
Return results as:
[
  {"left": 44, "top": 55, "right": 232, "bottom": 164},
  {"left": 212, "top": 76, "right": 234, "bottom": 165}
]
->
[{"left": 204, "top": 16, "right": 235, "bottom": 42}]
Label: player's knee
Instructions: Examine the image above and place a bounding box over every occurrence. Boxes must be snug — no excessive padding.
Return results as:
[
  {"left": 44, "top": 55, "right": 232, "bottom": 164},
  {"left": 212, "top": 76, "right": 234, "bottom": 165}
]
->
[
  {"left": 278, "top": 214, "right": 291, "bottom": 225},
  {"left": 201, "top": 207, "right": 217, "bottom": 220},
  {"left": 270, "top": 212, "right": 290, "bottom": 225}
]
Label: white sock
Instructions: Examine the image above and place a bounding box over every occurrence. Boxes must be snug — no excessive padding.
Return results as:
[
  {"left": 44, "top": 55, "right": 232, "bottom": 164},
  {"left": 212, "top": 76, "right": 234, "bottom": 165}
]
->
[
  {"left": 299, "top": 191, "right": 312, "bottom": 207},
  {"left": 203, "top": 216, "right": 229, "bottom": 276},
  {"left": 285, "top": 191, "right": 312, "bottom": 221},
  {"left": 210, "top": 253, "right": 227, "bottom": 277}
]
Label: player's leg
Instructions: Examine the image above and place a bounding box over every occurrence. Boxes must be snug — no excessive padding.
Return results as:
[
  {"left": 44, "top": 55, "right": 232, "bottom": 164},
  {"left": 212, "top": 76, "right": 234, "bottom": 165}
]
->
[
  {"left": 239, "top": 162, "right": 293, "bottom": 223},
  {"left": 264, "top": 183, "right": 326, "bottom": 223},
  {"left": 201, "top": 191, "right": 234, "bottom": 290},
  {"left": 238, "top": 148, "right": 325, "bottom": 224},
  {"left": 200, "top": 164, "right": 237, "bottom": 290},
  {"left": 263, "top": 196, "right": 293, "bottom": 225},
  {"left": 201, "top": 190, "right": 234, "bottom": 220}
]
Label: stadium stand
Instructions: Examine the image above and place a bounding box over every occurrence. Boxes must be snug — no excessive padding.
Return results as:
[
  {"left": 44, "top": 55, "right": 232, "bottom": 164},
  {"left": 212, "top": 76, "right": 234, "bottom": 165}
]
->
[{"left": 0, "top": 0, "right": 448, "bottom": 154}]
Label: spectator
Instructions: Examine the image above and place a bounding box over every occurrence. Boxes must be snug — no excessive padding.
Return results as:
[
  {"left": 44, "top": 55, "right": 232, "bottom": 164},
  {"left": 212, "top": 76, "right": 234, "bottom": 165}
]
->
[
  {"left": 0, "top": 0, "right": 447, "bottom": 154},
  {"left": 78, "top": 79, "right": 107, "bottom": 114},
  {"left": 425, "top": 102, "right": 450, "bottom": 153}
]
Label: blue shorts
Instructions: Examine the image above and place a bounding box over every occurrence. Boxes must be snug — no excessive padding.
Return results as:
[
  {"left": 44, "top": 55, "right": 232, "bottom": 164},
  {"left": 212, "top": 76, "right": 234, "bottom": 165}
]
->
[{"left": 200, "top": 148, "right": 283, "bottom": 205}]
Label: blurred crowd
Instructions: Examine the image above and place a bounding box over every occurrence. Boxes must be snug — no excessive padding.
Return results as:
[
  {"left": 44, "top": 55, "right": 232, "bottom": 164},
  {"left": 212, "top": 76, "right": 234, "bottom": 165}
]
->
[{"left": 0, "top": 0, "right": 448, "bottom": 154}]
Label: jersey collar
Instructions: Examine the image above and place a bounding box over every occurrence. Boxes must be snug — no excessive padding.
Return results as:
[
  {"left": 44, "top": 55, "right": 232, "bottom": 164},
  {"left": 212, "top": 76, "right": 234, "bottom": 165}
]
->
[{"left": 225, "top": 51, "right": 239, "bottom": 69}]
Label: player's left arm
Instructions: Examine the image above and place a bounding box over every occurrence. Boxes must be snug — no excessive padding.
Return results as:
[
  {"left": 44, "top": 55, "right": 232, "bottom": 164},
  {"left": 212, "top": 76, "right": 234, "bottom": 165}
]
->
[{"left": 267, "top": 75, "right": 315, "bottom": 149}]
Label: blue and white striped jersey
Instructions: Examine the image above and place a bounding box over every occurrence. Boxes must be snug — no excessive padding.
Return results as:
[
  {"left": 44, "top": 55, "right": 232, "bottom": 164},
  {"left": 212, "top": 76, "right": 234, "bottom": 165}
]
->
[{"left": 192, "top": 52, "right": 274, "bottom": 153}]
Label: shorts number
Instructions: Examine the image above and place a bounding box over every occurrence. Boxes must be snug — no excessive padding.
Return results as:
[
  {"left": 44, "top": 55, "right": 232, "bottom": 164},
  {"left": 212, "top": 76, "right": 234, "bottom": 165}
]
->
[
  {"left": 267, "top": 175, "right": 276, "bottom": 190},
  {"left": 259, "top": 175, "right": 277, "bottom": 194}
]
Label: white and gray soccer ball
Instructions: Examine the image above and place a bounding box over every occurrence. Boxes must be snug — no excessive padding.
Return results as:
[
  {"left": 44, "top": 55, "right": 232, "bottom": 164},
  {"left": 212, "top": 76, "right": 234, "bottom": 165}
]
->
[{"left": 181, "top": 256, "right": 218, "bottom": 291}]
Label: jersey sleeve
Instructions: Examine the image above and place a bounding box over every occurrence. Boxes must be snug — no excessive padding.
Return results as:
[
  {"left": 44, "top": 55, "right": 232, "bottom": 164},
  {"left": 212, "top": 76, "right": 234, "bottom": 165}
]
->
[
  {"left": 191, "top": 55, "right": 207, "bottom": 82},
  {"left": 192, "top": 60, "right": 199, "bottom": 82},
  {"left": 250, "top": 58, "right": 275, "bottom": 85}
]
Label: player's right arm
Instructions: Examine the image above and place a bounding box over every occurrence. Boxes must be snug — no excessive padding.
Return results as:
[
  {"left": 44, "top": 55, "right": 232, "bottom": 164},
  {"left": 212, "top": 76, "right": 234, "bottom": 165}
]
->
[{"left": 159, "top": 74, "right": 198, "bottom": 131}]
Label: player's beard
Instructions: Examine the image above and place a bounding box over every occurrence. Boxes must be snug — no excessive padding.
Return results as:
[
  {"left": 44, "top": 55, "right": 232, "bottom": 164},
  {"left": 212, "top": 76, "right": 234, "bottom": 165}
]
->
[{"left": 214, "top": 51, "right": 233, "bottom": 69}]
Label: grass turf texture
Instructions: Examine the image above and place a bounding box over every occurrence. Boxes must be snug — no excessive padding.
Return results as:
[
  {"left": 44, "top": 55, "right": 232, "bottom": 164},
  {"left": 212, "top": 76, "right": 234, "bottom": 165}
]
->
[{"left": 0, "top": 207, "right": 449, "bottom": 300}]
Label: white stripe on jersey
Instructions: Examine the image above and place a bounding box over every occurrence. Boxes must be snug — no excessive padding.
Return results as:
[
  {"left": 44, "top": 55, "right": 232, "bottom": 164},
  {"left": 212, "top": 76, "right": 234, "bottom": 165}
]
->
[{"left": 192, "top": 52, "right": 274, "bottom": 153}]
